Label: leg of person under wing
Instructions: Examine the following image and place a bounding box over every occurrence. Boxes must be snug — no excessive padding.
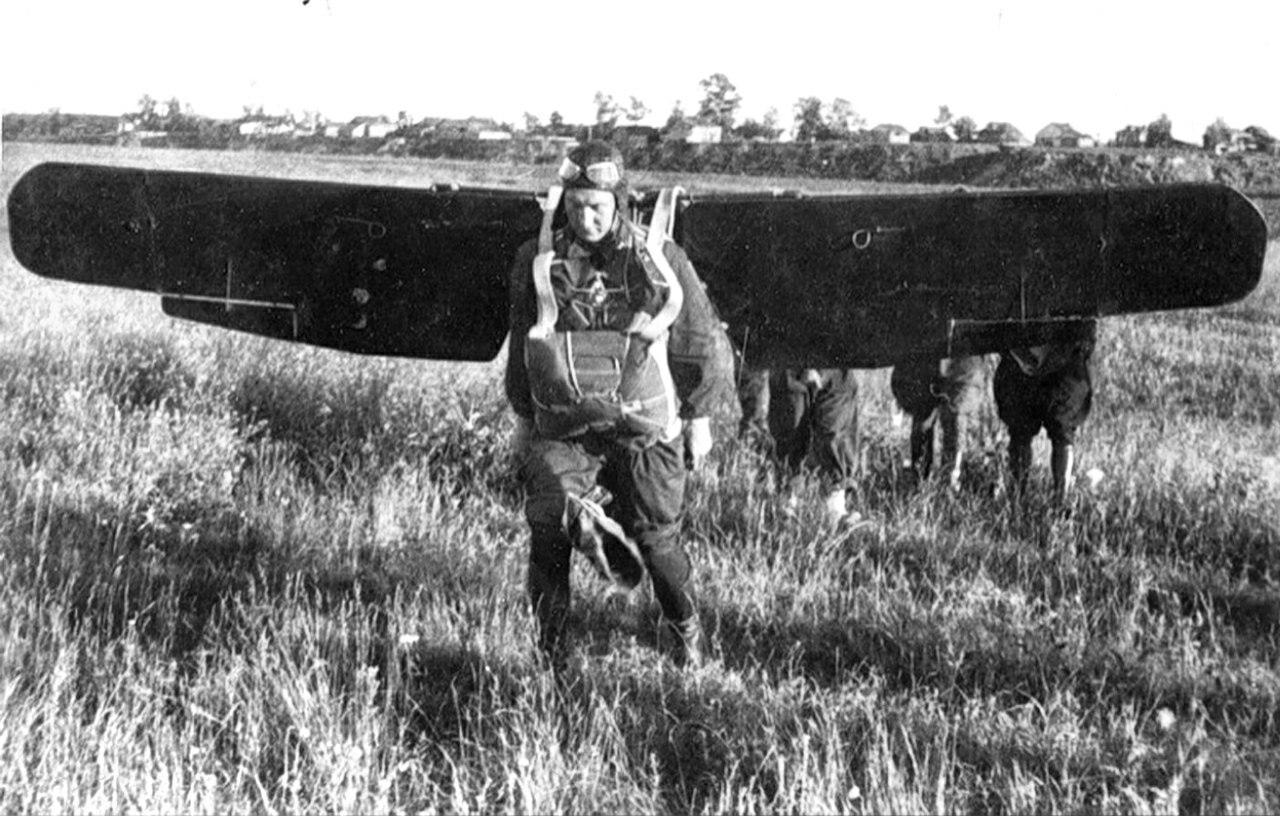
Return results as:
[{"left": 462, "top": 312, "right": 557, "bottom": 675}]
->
[
  {"left": 892, "top": 358, "right": 940, "bottom": 483},
  {"left": 941, "top": 408, "right": 963, "bottom": 492},
  {"left": 737, "top": 366, "right": 773, "bottom": 451},
  {"left": 808, "top": 369, "right": 861, "bottom": 524},
  {"left": 1008, "top": 435, "right": 1034, "bottom": 497},
  {"left": 1050, "top": 441, "right": 1075, "bottom": 502},
  {"left": 939, "top": 355, "right": 985, "bottom": 492},
  {"left": 994, "top": 355, "right": 1040, "bottom": 499},
  {"left": 910, "top": 411, "right": 937, "bottom": 480},
  {"left": 1046, "top": 349, "right": 1093, "bottom": 505},
  {"left": 769, "top": 369, "right": 814, "bottom": 474}
]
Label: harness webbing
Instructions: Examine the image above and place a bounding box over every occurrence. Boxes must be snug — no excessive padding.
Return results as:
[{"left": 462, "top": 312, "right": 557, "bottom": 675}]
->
[
  {"left": 530, "top": 185, "right": 563, "bottom": 340},
  {"left": 634, "top": 187, "right": 684, "bottom": 342},
  {"left": 528, "top": 187, "right": 685, "bottom": 341}
]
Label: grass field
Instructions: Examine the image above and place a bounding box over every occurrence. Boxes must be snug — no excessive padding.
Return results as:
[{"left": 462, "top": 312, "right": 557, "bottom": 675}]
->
[{"left": 1, "top": 143, "right": 1278, "bottom": 814}]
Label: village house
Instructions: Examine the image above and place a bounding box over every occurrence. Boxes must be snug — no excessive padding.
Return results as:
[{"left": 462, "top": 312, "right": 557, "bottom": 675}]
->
[
  {"left": 1035, "top": 122, "right": 1096, "bottom": 148},
  {"left": 1113, "top": 125, "right": 1148, "bottom": 148},
  {"left": 347, "top": 116, "right": 397, "bottom": 139},
  {"left": 115, "top": 114, "right": 168, "bottom": 142},
  {"left": 1204, "top": 124, "right": 1277, "bottom": 155},
  {"left": 433, "top": 117, "right": 504, "bottom": 140},
  {"left": 1248, "top": 126, "right": 1280, "bottom": 155},
  {"left": 975, "top": 122, "right": 1029, "bottom": 146},
  {"left": 113, "top": 115, "right": 170, "bottom": 146},
  {"left": 910, "top": 125, "right": 956, "bottom": 143},
  {"left": 237, "top": 118, "right": 295, "bottom": 138},
  {"left": 1204, "top": 127, "right": 1252, "bottom": 155},
  {"left": 868, "top": 124, "right": 911, "bottom": 145}
]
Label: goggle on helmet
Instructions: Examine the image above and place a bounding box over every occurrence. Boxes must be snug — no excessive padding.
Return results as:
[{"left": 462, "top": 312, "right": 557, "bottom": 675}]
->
[{"left": 557, "top": 157, "right": 622, "bottom": 188}]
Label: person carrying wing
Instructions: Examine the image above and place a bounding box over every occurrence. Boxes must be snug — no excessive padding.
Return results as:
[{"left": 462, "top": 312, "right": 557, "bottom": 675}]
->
[
  {"left": 890, "top": 354, "right": 987, "bottom": 491},
  {"left": 993, "top": 321, "right": 1097, "bottom": 501},
  {"left": 738, "top": 366, "right": 861, "bottom": 524},
  {"left": 505, "top": 141, "right": 731, "bottom": 667}
]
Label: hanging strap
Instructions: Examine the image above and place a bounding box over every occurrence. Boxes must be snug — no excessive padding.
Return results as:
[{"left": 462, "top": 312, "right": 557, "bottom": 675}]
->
[
  {"left": 649, "top": 185, "right": 682, "bottom": 241},
  {"left": 633, "top": 187, "right": 684, "bottom": 342},
  {"left": 529, "top": 185, "right": 563, "bottom": 340}
]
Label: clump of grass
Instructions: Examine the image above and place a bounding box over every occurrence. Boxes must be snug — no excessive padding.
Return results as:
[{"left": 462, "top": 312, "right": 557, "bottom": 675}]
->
[
  {"left": 92, "top": 331, "right": 198, "bottom": 411},
  {"left": 228, "top": 350, "right": 395, "bottom": 485}
]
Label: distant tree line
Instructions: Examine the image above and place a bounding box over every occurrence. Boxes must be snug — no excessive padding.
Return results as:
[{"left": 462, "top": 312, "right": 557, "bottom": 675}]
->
[{"left": 5, "top": 76, "right": 1276, "bottom": 165}]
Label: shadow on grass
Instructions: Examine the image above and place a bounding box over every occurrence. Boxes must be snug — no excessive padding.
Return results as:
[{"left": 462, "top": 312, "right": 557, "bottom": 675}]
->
[
  {"left": 388, "top": 642, "right": 538, "bottom": 750},
  {"left": 705, "top": 571, "right": 1280, "bottom": 739},
  {"left": 11, "top": 499, "right": 265, "bottom": 659},
  {"left": 9, "top": 492, "right": 428, "bottom": 667},
  {"left": 229, "top": 364, "right": 523, "bottom": 504}
]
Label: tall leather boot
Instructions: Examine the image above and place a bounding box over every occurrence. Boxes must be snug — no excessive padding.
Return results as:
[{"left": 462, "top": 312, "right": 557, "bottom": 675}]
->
[
  {"left": 527, "top": 527, "right": 571, "bottom": 665},
  {"left": 660, "top": 613, "right": 703, "bottom": 668}
]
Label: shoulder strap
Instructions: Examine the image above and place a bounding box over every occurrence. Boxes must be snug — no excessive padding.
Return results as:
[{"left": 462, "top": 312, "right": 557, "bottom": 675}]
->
[
  {"left": 530, "top": 186, "right": 687, "bottom": 343},
  {"left": 633, "top": 187, "right": 685, "bottom": 341},
  {"left": 529, "top": 185, "right": 563, "bottom": 340}
]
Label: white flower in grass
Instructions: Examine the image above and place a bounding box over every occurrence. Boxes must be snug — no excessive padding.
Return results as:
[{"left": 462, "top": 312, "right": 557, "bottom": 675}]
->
[
  {"left": 1085, "top": 468, "right": 1105, "bottom": 489},
  {"left": 1156, "top": 708, "right": 1177, "bottom": 731}
]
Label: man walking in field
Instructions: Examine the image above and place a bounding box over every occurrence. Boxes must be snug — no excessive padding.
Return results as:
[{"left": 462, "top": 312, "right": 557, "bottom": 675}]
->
[
  {"left": 993, "top": 322, "right": 1097, "bottom": 501},
  {"left": 738, "top": 367, "right": 862, "bottom": 524},
  {"left": 505, "top": 142, "right": 731, "bottom": 667}
]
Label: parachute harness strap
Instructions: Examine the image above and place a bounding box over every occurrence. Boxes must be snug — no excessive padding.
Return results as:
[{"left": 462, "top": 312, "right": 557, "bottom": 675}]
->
[
  {"left": 634, "top": 187, "right": 684, "bottom": 342},
  {"left": 530, "top": 185, "right": 684, "bottom": 343},
  {"left": 530, "top": 185, "right": 563, "bottom": 340}
]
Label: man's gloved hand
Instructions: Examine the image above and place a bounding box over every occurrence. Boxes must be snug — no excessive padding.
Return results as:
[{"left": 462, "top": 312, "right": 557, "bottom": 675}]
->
[
  {"left": 684, "top": 416, "right": 713, "bottom": 470},
  {"left": 511, "top": 416, "right": 534, "bottom": 462}
]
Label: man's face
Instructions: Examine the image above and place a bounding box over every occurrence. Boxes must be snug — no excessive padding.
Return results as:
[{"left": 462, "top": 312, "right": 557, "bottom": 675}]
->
[{"left": 564, "top": 188, "right": 617, "bottom": 244}]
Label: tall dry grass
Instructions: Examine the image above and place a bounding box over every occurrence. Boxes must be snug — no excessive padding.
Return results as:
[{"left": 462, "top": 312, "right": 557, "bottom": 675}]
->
[{"left": 1, "top": 146, "right": 1277, "bottom": 814}]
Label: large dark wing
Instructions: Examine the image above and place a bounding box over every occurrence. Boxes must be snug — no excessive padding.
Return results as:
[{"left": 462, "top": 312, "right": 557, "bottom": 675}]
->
[
  {"left": 677, "top": 184, "right": 1266, "bottom": 368},
  {"left": 7, "top": 162, "right": 543, "bottom": 361},
  {"left": 8, "top": 165, "right": 1267, "bottom": 368}
]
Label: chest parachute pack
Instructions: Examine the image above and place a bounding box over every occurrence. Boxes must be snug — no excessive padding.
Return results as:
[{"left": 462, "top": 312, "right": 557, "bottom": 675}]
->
[{"left": 524, "top": 187, "right": 685, "bottom": 443}]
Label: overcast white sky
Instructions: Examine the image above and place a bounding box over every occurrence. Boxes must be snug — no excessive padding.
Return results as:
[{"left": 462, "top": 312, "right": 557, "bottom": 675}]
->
[{"left": 2, "top": 0, "right": 1276, "bottom": 142}]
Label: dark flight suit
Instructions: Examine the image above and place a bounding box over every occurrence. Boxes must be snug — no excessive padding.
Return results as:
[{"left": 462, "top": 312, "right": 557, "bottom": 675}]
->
[{"left": 506, "top": 217, "right": 730, "bottom": 655}]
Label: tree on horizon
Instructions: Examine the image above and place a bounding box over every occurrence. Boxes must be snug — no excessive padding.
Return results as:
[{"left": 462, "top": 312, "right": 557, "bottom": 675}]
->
[{"left": 696, "top": 73, "right": 741, "bottom": 132}]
